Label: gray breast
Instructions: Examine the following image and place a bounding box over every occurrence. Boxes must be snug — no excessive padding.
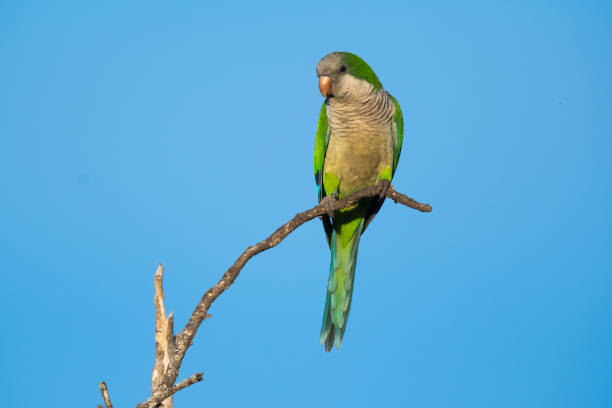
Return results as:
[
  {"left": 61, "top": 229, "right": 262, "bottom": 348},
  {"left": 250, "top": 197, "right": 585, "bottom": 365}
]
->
[{"left": 324, "top": 88, "right": 395, "bottom": 194}]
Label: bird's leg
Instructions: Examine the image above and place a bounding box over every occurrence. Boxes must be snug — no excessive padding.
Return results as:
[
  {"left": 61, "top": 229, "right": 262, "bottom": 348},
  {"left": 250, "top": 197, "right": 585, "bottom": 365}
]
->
[
  {"left": 376, "top": 179, "right": 391, "bottom": 200},
  {"left": 319, "top": 193, "right": 338, "bottom": 219}
]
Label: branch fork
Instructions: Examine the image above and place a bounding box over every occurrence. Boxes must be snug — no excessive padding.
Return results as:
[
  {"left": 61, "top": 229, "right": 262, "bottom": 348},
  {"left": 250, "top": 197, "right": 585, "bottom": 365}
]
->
[{"left": 98, "top": 183, "right": 431, "bottom": 407}]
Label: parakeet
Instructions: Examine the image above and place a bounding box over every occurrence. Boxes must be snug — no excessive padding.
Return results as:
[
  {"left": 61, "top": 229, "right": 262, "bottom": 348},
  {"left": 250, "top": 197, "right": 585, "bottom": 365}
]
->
[{"left": 314, "top": 52, "right": 403, "bottom": 351}]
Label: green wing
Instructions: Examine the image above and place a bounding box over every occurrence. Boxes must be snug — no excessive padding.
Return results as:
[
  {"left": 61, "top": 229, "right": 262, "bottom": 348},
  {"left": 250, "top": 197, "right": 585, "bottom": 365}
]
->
[
  {"left": 314, "top": 101, "right": 330, "bottom": 201},
  {"left": 314, "top": 101, "right": 333, "bottom": 247},
  {"left": 390, "top": 95, "right": 404, "bottom": 175}
]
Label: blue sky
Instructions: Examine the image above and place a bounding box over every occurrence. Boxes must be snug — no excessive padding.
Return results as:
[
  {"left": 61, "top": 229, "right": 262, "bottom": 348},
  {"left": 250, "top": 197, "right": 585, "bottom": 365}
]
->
[{"left": 1, "top": 1, "right": 611, "bottom": 407}]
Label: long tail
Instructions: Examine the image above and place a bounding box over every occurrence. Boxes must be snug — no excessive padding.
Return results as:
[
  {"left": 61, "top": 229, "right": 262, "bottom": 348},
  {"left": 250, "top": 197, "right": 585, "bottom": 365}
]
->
[{"left": 320, "top": 216, "right": 365, "bottom": 351}]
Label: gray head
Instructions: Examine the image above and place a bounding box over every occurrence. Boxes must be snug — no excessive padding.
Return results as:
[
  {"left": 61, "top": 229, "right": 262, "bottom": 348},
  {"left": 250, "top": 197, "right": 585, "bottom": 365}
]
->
[{"left": 316, "top": 52, "right": 383, "bottom": 102}]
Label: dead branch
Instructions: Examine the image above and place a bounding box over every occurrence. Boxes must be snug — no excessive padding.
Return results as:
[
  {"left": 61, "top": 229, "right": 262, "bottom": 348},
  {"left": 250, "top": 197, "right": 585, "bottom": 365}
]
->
[
  {"left": 98, "top": 381, "right": 113, "bottom": 408},
  {"left": 151, "top": 264, "right": 175, "bottom": 408},
  {"left": 137, "top": 373, "right": 204, "bottom": 408},
  {"left": 99, "top": 183, "right": 431, "bottom": 407}
]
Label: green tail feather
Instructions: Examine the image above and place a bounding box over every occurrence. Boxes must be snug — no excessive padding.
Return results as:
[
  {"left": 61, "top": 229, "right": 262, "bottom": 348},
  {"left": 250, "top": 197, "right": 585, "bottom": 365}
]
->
[{"left": 320, "top": 217, "right": 365, "bottom": 351}]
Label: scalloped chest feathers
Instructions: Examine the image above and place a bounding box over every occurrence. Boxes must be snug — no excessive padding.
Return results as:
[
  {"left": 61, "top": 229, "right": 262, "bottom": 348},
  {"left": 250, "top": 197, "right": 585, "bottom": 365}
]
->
[{"left": 324, "top": 92, "right": 395, "bottom": 195}]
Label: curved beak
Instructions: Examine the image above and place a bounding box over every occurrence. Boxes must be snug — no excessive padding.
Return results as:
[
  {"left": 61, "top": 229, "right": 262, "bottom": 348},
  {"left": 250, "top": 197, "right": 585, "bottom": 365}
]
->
[{"left": 318, "top": 75, "right": 333, "bottom": 98}]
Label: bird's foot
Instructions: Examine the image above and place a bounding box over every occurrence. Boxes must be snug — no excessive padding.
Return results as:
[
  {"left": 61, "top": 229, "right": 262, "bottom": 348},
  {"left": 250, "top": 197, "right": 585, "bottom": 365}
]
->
[
  {"left": 319, "top": 193, "right": 338, "bottom": 219},
  {"left": 376, "top": 179, "right": 391, "bottom": 200}
]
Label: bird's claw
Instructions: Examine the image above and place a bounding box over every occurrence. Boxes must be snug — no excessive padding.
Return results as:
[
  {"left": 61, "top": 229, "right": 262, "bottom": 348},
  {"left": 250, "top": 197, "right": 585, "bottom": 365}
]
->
[
  {"left": 319, "top": 193, "right": 338, "bottom": 219},
  {"left": 377, "top": 179, "right": 391, "bottom": 200}
]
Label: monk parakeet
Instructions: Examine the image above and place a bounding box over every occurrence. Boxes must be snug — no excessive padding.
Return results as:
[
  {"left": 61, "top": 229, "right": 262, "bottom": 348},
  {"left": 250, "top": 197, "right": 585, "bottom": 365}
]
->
[{"left": 314, "top": 52, "right": 403, "bottom": 351}]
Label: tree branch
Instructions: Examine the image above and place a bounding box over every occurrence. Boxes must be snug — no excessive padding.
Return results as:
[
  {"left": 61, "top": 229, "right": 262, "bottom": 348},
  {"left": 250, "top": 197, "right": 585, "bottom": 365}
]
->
[
  {"left": 151, "top": 264, "right": 175, "bottom": 408},
  {"left": 98, "top": 381, "right": 114, "bottom": 408},
  {"left": 136, "top": 373, "right": 204, "bottom": 408},
  {"left": 98, "top": 183, "right": 431, "bottom": 407},
  {"left": 165, "top": 183, "right": 430, "bottom": 386}
]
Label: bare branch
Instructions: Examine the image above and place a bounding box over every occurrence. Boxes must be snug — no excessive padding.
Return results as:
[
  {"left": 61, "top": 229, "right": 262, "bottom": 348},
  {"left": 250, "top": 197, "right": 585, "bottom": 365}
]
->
[
  {"left": 98, "top": 381, "right": 113, "bottom": 408},
  {"left": 136, "top": 373, "right": 204, "bottom": 408},
  {"left": 172, "top": 373, "right": 205, "bottom": 394},
  {"left": 152, "top": 264, "right": 176, "bottom": 408},
  {"left": 387, "top": 185, "right": 433, "bottom": 212},
  {"left": 163, "top": 183, "right": 431, "bottom": 385},
  {"left": 100, "top": 183, "right": 430, "bottom": 407}
]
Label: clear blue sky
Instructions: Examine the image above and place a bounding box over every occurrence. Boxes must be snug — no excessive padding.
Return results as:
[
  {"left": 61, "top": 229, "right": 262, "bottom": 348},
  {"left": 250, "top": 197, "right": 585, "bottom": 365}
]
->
[{"left": 1, "top": 1, "right": 611, "bottom": 407}]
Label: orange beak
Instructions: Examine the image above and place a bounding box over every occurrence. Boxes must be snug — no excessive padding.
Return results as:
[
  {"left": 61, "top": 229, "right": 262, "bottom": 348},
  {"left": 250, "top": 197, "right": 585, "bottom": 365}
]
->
[{"left": 318, "top": 75, "right": 332, "bottom": 98}]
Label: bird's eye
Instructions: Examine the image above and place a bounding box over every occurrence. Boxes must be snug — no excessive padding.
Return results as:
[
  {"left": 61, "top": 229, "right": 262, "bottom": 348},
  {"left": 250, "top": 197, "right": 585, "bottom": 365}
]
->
[{"left": 339, "top": 65, "right": 346, "bottom": 72}]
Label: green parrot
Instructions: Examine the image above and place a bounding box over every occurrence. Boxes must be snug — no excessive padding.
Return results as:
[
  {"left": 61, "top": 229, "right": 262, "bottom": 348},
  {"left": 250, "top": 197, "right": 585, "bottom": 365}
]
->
[{"left": 314, "top": 52, "right": 404, "bottom": 351}]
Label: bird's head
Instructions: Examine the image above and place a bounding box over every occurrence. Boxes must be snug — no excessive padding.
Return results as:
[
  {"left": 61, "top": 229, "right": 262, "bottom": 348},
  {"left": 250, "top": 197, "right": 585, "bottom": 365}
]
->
[{"left": 316, "top": 52, "right": 383, "bottom": 102}]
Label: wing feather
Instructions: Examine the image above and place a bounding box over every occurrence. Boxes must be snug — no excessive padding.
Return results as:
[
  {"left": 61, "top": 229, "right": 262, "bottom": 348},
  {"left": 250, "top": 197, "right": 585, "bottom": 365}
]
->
[
  {"left": 314, "top": 101, "right": 333, "bottom": 247},
  {"left": 390, "top": 95, "right": 404, "bottom": 175}
]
